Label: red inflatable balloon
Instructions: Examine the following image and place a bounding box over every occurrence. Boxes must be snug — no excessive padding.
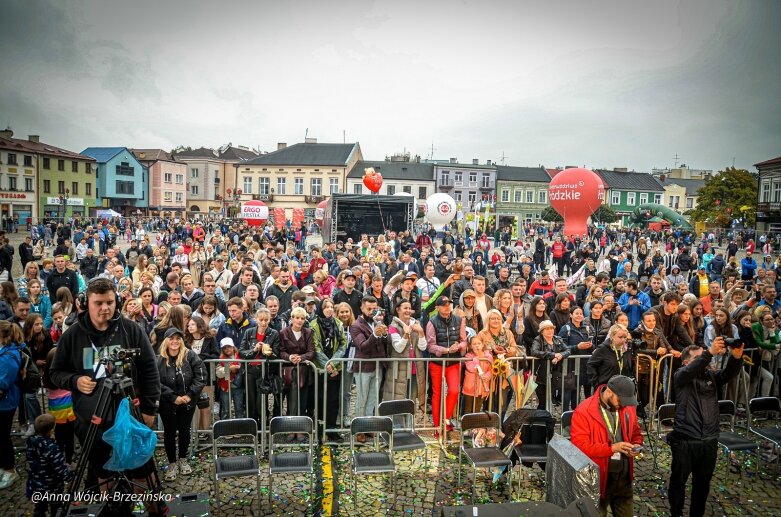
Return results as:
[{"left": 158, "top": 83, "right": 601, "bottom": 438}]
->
[
  {"left": 363, "top": 168, "right": 383, "bottom": 193},
  {"left": 315, "top": 199, "right": 328, "bottom": 227},
  {"left": 240, "top": 199, "right": 268, "bottom": 227},
  {"left": 548, "top": 168, "right": 605, "bottom": 237}
]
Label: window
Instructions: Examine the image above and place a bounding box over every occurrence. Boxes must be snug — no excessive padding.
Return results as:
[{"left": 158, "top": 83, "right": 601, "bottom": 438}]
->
[
  {"left": 526, "top": 191, "right": 534, "bottom": 203},
  {"left": 43, "top": 180, "right": 50, "bottom": 193},
  {"left": 214, "top": 177, "right": 220, "bottom": 185},
  {"left": 654, "top": 194, "right": 663, "bottom": 204},
  {"left": 418, "top": 186, "right": 426, "bottom": 199},
  {"left": 115, "top": 162, "right": 134, "bottom": 176},
  {"left": 176, "top": 174, "right": 183, "bottom": 184},
  {"left": 387, "top": 185, "right": 396, "bottom": 195},
  {"left": 277, "top": 177, "right": 286, "bottom": 195},
  {"left": 191, "top": 168, "right": 199, "bottom": 178},
  {"left": 501, "top": 189, "right": 510, "bottom": 202},
  {"left": 259, "top": 177, "right": 270, "bottom": 195},
  {"left": 25, "top": 178, "right": 33, "bottom": 191},
  {"left": 329, "top": 178, "right": 339, "bottom": 194},
  {"left": 441, "top": 171, "right": 450, "bottom": 184},
  {"left": 7, "top": 153, "right": 17, "bottom": 165},
  {"left": 116, "top": 180, "right": 134, "bottom": 195},
  {"left": 454, "top": 171, "right": 462, "bottom": 184},
  {"left": 191, "top": 185, "right": 199, "bottom": 195},
  {"left": 468, "top": 191, "right": 476, "bottom": 204},
  {"left": 762, "top": 181, "right": 771, "bottom": 202},
  {"left": 311, "top": 178, "right": 322, "bottom": 196},
  {"left": 685, "top": 197, "right": 694, "bottom": 209},
  {"left": 611, "top": 191, "right": 621, "bottom": 205},
  {"left": 469, "top": 172, "right": 477, "bottom": 186},
  {"left": 164, "top": 173, "right": 172, "bottom": 183},
  {"left": 175, "top": 192, "right": 183, "bottom": 203},
  {"left": 668, "top": 195, "right": 680, "bottom": 209},
  {"left": 538, "top": 191, "right": 547, "bottom": 204},
  {"left": 58, "top": 180, "right": 65, "bottom": 194},
  {"left": 71, "top": 161, "right": 78, "bottom": 172},
  {"left": 71, "top": 182, "right": 78, "bottom": 195},
  {"left": 58, "top": 159, "right": 64, "bottom": 171},
  {"left": 354, "top": 184, "right": 362, "bottom": 194},
  {"left": 164, "top": 192, "right": 172, "bottom": 202},
  {"left": 639, "top": 193, "right": 648, "bottom": 204},
  {"left": 43, "top": 158, "right": 50, "bottom": 169},
  {"left": 402, "top": 186, "right": 411, "bottom": 193},
  {"left": 24, "top": 155, "right": 33, "bottom": 167},
  {"left": 454, "top": 191, "right": 462, "bottom": 202},
  {"left": 85, "top": 163, "right": 91, "bottom": 174},
  {"left": 243, "top": 176, "right": 252, "bottom": 194},
  {"left": 774, "top": 182, "right": 781, "bottom": 203},
  {"left": 295, "top": 178, "right": 304, "bottom": 195},
  {"left": 514, "top": 189, "right": 522, "bottom": 203},
  {"left": 627, "top": 192, "right": 636, "bottom": 206},
  {"left": 481, "top": 173, "right": 491, "bottom": 188},
  {"left": 85, "top": 183, "right": 91, "bottom": 196},
  {"left": 8, "top": 176, "right": 16, "bottom": 190}
]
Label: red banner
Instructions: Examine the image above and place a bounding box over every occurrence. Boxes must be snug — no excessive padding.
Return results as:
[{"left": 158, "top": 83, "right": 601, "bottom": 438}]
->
[
  {"left": 274, "top": 208, "right": 286, "bottom": 230},
  {"left": 292, "top": 208, "right": 304, "bottom": 229}
]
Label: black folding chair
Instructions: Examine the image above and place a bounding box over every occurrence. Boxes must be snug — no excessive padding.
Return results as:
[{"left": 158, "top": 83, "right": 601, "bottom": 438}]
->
[
  {"left": 268, "top": 416, "right": 314, "bottom": 505},
  {"left": 748, "top": 397, "right": 781, "bottom": 449},
  {"left": 212, "top": 418, "right": 261, "bottom": 508},
  {"left": 459, "top": 412, "right": 513, "bottom": 503},
  {"left": 560, "top": 410, "right": 574, "bottom": 439},
  {"left": 378, "top": 399, "right": 429, "bottom": 468},
  {"left": 717, "top": 400, "right": 759, "bottom": 480},
  {"left": 350, "top": 416, "right": 396, "bottom": 510}
]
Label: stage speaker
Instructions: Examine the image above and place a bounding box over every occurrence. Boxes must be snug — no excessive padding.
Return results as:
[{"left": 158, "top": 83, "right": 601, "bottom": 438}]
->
[{"left": 546, "top": 434, "right": 600, "bottom": 509}]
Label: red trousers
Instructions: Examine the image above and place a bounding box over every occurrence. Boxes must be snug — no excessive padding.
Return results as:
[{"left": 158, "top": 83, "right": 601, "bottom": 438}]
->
[{"left": 430, "top": 362, "right": 461, "bottom": 427}]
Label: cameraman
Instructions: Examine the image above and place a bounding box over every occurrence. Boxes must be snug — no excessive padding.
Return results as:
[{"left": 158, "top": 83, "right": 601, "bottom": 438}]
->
[
  {"left": 50, "top": 279, "right": 162, "bottom": 514},
  {"left": 587, "top": 324, "right": 635, "bottom": 388},
  {"left": 667, "top": 337, "right": 743, "bottom": 517}
]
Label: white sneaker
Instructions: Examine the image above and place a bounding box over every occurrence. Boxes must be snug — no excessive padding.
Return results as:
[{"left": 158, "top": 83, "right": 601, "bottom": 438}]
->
[
  {"left": 0, "top": 470, "right": 19, "bottom": 489},
  {"left": 164, "top": 462, "right": 178, "bottom": 481},
  {"left": 178, "top": 458, "right": 192, "bottom": 475}
]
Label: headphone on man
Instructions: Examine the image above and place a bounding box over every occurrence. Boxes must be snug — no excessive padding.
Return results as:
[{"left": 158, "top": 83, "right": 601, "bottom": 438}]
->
[{"left": 76, "top": 277, "right": 123, "bottom": 319}]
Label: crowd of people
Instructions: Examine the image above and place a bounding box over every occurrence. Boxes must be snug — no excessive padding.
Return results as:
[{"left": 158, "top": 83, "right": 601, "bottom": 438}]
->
[{"left": 0, "top": 217, "right": 776, "bottom": 517}]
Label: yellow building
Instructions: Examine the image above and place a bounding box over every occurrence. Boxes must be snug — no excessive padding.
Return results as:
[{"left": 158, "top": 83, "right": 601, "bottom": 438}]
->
[
  {"left": 656, "top": 177, "right": 705, "bottom": 212},
  {"left": 235, "top": 141, "right": 362, "bottom": 222}
]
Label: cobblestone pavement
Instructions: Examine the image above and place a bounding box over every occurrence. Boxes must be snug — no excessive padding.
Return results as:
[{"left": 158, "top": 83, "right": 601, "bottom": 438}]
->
[{"left": 3, "top": 416, "right": 780, "bottom": 516}]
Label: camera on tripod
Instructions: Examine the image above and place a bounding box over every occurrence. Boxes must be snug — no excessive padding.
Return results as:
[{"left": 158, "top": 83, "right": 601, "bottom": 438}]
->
[{"left": 98, "top": 347, "right": 141, "bottom": 377}]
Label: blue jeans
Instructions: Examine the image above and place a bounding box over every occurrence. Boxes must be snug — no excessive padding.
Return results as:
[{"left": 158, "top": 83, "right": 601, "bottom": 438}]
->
[{"left": 218, "top": 386, "right": 245, "bottom": 420}]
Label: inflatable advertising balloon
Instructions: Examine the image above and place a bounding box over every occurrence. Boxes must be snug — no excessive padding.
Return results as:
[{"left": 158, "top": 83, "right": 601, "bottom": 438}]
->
[
  {"left": 548, "top": 168, "right": 605, "bottom": 237},
  {"left": 393, "top": 191, "right": 418, "bottom": 218},
  {"left": 315, "top": 199, "right": 328, "bottom": 227},
  {"left": 241, "top": 200, "right": 268, "bottom": 227},
  {"left": 363, "top": 167, "right": 383, "bottom": 193},
  {"left": 425, "top": 193, "right": 456, "bottom": 229}
]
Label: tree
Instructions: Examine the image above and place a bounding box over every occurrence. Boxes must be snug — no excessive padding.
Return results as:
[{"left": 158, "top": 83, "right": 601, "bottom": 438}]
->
[
  {"left": 541, "top": 206, "right": 563, "bottom": 222},
  {"left": 591, "top": 204, "right": 618, "bottom": 224},
  {"left": 687, "top": 167, "right": 757, "bottom": 226}
]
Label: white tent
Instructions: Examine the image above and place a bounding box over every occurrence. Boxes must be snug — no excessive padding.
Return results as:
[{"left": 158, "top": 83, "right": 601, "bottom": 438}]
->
[{"left": 96, "top": 209, "right": 122, "bottom": 218}]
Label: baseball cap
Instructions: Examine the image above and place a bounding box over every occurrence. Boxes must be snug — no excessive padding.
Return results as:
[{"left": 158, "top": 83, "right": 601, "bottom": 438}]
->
[
  {"left": 538, "top": 320, "right": 555, "bottom": 332},
  {"left": 305, "top": 296, "right": 317, "bottom": 305},
  {"left": 164, "top": 328, "right": 184, "bottom": 340},
  {"left": 214, "top": 256, "right": 224, "bottom": 261},
  {"left": 404, "top": 271, "right": 418, "bottom": 281},
  {"left": 607, "top": 375, "right": 638, "bottom": 406},
  {"left": 220, "top": 337, "right": 235, "bottom": 349},
  {"left": 435, "top": 296, "right": 452, "bottom": 307},
  {"left": 301, "top": 285, "right": 316, "bottom": 294},
  {"left": 343, "top": 271, "right": 356, "bottom": 279}
]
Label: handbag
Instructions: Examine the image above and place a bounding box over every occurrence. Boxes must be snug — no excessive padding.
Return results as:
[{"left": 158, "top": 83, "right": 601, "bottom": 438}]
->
[
  {"left": 197, "top": 392, "right": 210, "bottom": 409},
  {"left": 564, "top": 371, "right": 578, "bottom": 391},
  {"left": 283, "top": 366, "right": 305, "bottom": 388},
  {"left": 257, "top": 374, "right": 284, "bottom": 395}
]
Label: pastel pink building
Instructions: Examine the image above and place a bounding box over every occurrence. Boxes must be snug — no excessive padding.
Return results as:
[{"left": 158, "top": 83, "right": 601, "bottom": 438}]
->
[{"left": 132, "top": 149, "right": 187, "bottom": 216}]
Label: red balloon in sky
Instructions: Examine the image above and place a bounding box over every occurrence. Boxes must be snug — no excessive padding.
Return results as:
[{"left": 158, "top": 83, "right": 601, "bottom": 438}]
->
[
  {"left": 548, "top": 168, "right": 605, "bottom": 237},
  {"left": 363, "top": 168, "right": 383, "bottom": 193}
]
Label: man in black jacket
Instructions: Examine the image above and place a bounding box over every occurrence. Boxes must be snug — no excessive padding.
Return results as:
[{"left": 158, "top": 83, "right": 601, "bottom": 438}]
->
[
  {"left": 667, "top": 338, "right": 742, "bottom": 517},
  {"left": 45, "top": 255, "right": 79, "bottom": 304},
  {"left": 79, "top": 248, "right": 100, "bottom": 280},
  {"left": 49, "top": 278, "right": 164, "bottom": 515},
  {"left": 19, "top": 235, "right": 35, "bottom": 270}
]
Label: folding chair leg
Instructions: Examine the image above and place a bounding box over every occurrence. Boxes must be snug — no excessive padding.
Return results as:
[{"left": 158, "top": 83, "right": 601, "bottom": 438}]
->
[
  {"left": 353, "top": 471, "right": 357, "bottom": 510},
  {"left": 471, "top": 466, "right": 476, "bottom": 504},
  {"left": 457, "top": 450, "right": 462, "bottom": 485},
  {"left": 268, "top": 474, "right": 272, "bottom": 505},
  {"left": 257, "top": 475, "right": 262, "bottom": 513}
]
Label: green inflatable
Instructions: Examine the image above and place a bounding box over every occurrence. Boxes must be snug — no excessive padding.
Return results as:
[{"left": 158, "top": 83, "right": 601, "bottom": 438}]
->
[{"left": 628, "top": 203, "right": 693, "bottom": 230}]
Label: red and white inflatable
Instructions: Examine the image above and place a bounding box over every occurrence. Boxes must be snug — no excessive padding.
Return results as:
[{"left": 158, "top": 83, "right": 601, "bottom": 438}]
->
[
  {"left": 315, "top": 199, "right": 328, "bottom": 227},
  {"left": 241, "top": 200, "right": 268, "bottom": 227}
]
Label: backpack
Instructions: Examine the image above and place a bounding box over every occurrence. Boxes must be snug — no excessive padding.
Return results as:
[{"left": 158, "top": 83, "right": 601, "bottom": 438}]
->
[{"left": 16, "top": 350, "right": 41, "bottom": 394}]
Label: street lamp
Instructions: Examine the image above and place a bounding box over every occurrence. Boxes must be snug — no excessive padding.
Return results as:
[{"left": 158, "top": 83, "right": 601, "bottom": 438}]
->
[{"left": 59, "top": 188, "right": 70, "bottom": 222}]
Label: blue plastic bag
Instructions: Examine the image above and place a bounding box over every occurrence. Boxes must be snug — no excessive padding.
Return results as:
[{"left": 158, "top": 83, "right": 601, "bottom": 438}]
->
[{"left": 102, "top": 398, "right": 157, "bottom": 471}]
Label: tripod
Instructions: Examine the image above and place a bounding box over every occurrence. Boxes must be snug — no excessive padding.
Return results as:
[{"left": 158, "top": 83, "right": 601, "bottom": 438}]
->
[{"left": 56, "top": 370, "right": 164, "bottom": 517}]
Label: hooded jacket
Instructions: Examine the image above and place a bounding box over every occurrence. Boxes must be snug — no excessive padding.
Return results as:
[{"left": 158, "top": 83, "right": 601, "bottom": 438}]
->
[
  {"left": 49, "top": 312, "right": 160, "bottom": 422},
  {"left": 0, "top": 342, "right": 24, "bottom": 411}
]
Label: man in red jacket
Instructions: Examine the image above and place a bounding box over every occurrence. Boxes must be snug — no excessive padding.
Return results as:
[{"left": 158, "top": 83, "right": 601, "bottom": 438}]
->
[{"left": 571, "top": 375, "right": 643, "bottom": 517}]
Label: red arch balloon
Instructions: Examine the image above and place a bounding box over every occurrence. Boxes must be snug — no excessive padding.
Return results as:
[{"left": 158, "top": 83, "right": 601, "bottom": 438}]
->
[{"left": 548, "top": 168, "right": 605, "bottom": 237}]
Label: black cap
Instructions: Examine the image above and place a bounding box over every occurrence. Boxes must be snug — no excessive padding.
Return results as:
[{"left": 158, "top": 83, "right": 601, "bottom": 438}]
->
[
  {"left": 343, "top": 271, "right": 357, "bottom": 279},
  {"left": 435, "top": 297, "right": 452, "bottom": 307},
  {"left": 607, "top": 375, "right": 638, "bottom": 406},
  {"left": 164, "top": 327, "right": 185, "bottom": 340}
]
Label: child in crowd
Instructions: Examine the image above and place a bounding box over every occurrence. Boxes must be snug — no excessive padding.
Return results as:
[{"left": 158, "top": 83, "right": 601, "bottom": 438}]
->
[
  {"left": 50, "top": 304, "right": 65, "bottom": 345},
  {"left": 215, "top": 337, "right": 245, "bottom": 419},
  {"left": 44, "top": 348, "right": 75, "bottom": 464},
  {"left": 462, "top": 334, "right": 494, "bottom": 413},
  {"left": 26, "top": 414, "right": 74, "bottom": 517}
]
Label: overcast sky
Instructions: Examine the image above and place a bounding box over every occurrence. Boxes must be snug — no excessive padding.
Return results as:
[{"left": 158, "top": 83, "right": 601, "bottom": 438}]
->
[{"left": 1, "top": 0, "right": 779, "bottom": 172}]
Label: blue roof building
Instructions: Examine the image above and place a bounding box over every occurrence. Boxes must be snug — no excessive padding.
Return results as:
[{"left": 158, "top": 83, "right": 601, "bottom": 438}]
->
[{"left": 81, "top": 147, "right": 148, "bottom": 215}]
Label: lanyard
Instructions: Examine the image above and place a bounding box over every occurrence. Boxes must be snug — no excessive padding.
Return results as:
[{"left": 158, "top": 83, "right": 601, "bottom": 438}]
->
[
  {"left": 600, "top": 403, "right": 619, "bottom": 443},
  {"left": 613, "top": 346, "right": 624, "bottom": 373}
]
